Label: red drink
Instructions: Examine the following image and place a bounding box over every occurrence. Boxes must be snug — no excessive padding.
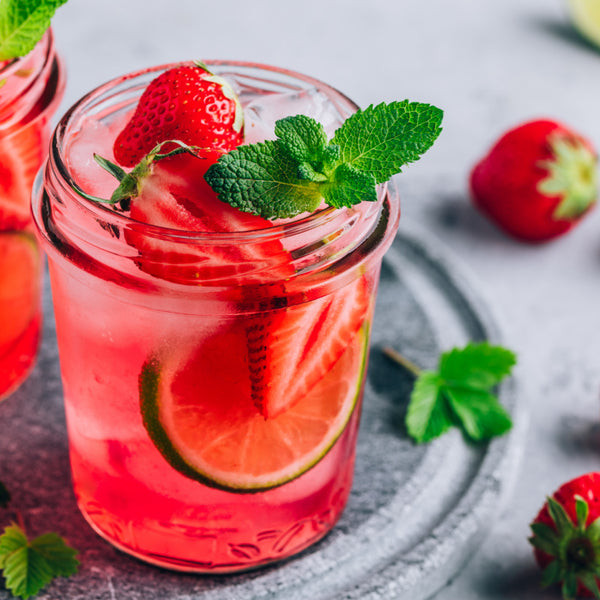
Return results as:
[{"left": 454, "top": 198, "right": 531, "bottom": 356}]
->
[
  {"left": 33, "top": 63, "right": 400, "bottom": 571},
  {"left": 0, "top": 30, "right": 64, "bottom": 400}
]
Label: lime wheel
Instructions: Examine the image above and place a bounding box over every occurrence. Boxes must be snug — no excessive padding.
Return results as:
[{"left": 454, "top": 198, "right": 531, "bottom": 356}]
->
[{"left": 140, "top": 325, "right": 368, "bottom": 492}]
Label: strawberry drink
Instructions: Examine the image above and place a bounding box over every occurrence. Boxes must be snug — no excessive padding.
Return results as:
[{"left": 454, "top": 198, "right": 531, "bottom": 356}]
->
[
  {"left": 33, "top": 61, "right": 441, "bottom": 571},
  {"left": 0, "top": 30, "right": 64, "bottom": 401}
]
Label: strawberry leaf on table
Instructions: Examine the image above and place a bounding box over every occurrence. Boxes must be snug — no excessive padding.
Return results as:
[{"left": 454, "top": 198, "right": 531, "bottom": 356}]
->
[
  {"left": 0, "top": 0, "right": 68, "bottom": 61},
  {"left": 205, "top": 101, "right": 443, "bottom": 219},
  {"left": 402, "top": 342, "right": 515, "bottom": 444},
  {"left": 0, "top": 524, "right": 78, "bottom": 600}
]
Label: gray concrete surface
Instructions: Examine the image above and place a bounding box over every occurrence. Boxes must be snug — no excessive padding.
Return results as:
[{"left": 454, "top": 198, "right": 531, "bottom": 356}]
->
[{"left": 6, "top": 0, "right": 600, "bottom": 598}]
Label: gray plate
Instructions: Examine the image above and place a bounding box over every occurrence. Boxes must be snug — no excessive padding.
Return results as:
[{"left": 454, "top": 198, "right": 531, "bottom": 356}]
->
[{"left": 0, "top": 224, "right": 526, "bottom": 600}]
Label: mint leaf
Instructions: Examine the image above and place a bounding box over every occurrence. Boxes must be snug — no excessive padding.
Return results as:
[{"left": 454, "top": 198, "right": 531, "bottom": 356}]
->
[
  {"left": 0, "top": 0, "right": 68, "bottom": 61},
  {"left": 403, "top": 342, "right": 515, "bottom": 444},
  {"left": 440, "top": 342, "right": 516, "bottom": 389},
  {"left": 0, "top": 524, "right": 79, "bottom": 599},
  {"left": 205, "top": 140, "right": 324, "bottom": 219},
  {"left": 445, "top": 387, "right": 512, "bottom": 440},
  {"left": 332, "top": 101, "right": 443, "bottom": 183},
  {"left": 205, "top": 101, "right": 443, "bottom": 219},
  {"left": 405, "top": 371, "right": 454, "bottom": 442},
  {"left": 274, "top": 114, "right": 329, "bottom": 165},
  {"left": 0, "top": 481, "right": 10, "bottom": 509},
  {"left": 323, "top": 163, "right": 377, "bottom": 208}
]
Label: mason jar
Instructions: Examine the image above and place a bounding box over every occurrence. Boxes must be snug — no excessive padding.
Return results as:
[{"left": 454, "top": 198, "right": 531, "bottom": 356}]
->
[
  {"left": 33, "top": 62, "right": 400, "bottom": 572},
  {"left": 0, "top": 29, "right": 65, "bottom": 400}
]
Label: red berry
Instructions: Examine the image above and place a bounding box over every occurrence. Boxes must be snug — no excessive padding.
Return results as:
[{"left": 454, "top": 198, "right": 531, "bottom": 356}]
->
[
  {"left": 113, "top": 62, "right": 243, "bottom": 168},
  {"left": 530, "top": 472, "right": 600, "bottom": 598},
  {"left": 470, "top": 119, "right": 598, "bottom": 242}
]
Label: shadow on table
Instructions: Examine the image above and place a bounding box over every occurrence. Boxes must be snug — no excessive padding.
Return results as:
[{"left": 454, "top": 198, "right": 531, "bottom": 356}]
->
[
  {"left": 554, "top": 414, "right": 600, "bottom": 458},
  {"left": 471, "top": 559, "right": 556, "bottom": 599},
  {"left": 523, "top": 14, "right": 599, "bottom": 55},
  {"left": 428, "top": 192, "right": 511, "bottom": 247}
]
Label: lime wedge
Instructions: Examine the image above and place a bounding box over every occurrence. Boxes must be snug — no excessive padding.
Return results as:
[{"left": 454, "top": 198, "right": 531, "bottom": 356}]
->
[
  {"left": 140, "top": 325, "right": 368, "bottom": 492},
  {"left": 568, "top": 0, "right": 600, "bottom": 48}
]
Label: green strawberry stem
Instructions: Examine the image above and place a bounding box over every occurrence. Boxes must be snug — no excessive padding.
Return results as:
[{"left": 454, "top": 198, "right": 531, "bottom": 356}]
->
[
  {"left": 530, "top": 495, "right": 600, "bottom": 599},
  {"left": 73, "top": 140, "right": 203, "bottom": 209},
  {"left": 538, "top": 133, "right": 598, "bottom": 221},
  {"left": 382, "top": 346, "right": 422, "bottom": 377}
]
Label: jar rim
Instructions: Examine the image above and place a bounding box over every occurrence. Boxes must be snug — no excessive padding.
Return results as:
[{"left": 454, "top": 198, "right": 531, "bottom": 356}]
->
[
  {"left": 0, "top": 29, "right": 52, "bottom": 78},
  {"left": 47, "top": 60, "right": 384, "bottom": 243}
]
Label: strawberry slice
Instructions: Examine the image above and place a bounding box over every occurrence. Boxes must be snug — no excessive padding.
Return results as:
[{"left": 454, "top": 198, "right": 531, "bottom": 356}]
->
[
  {"left": 247, "top": 275, "right": 370, "bottom": 418},
  {"left": 126, "top": 151, "right": 294, "bottom": 285},
  {"left": 114, "top": 62, "right": 243, "bottom": 168},
  {"left": 0, "top": 121, "right": 45, "bottom": 230}
]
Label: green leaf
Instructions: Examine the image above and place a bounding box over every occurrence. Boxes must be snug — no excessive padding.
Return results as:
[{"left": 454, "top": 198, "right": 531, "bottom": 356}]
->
[
  {"left": 0, "top": 0, "right": 68, "bottom": 61},
  {"left": 575, "top": 495, "right": 590, "bottom": 529},
  {"left": 205, "top": 140, "right": 324, "bottom": 219},
  {"left": 529, "top": 522, "right": 560, "bottom": 555},
  {"left": 204, "top": 102, "right": 443, "bottom": 219},
  {"left": 562, "top": 572, "right": 578, "bottom": 599},
  {"left": 402, "top": 342, "right": 515, "bottom": 445},
  {"left": 587, "top": 516, "right": 600, "bottom": 542},
  {"left": 580, "top": 573, "right": 600, "bottom": 599},
  {"left": 538, "top": 133, "right": 598, "bottom": 221},
  {"left": 29, "top": 534, "right": 79, "bottom": 577},
  {"left": 439, "top": 342, "right": 516, "bottom": 389},
  {"left": 323, "top": 163, "right": 377, "bottom": 208},
  {"left": 0, "top": 524, "right": 79, "bottom": 599},
  {"left": 445, "top": 386, "right": 512, "bottom": 442},
  {"left": 3, "top": 545, "right": 54, "bottom": 600},
  {"left": 332, "top": 101, "right": 443, "bottom": 183},
  {"left": 540, "top": 559, "right": 563, "bottom": 587},
  {"left": 0, "top": 481, "right": 10, "bottom": 509},
  {"left": 547, "top": 496, "right": 576, "bottom": 538},
  {"left": 405, "top": 371, "right": 453, "bottom": 443},
  {"left": 0, "top": 525, "right": 27, "bottom": 569},
  {"left": 274, "top": 115, "right": 328, "bottom": 165}
]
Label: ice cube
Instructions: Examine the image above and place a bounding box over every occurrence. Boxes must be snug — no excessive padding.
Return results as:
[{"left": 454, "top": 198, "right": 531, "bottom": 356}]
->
[{"left": 243, "top": 87, "right": 346, "bottom": 144}]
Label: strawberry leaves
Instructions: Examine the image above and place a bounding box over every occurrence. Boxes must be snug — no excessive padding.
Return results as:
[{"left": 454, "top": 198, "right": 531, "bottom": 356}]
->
[
  {"left": 388, "top": 342, "right": 516, "bottom": 444},
  {"left": 0, "top": 524, "right": 79, "bottom": 599},
  {"left": 530, "top": 495, "right": 600, "bottom": 599}
]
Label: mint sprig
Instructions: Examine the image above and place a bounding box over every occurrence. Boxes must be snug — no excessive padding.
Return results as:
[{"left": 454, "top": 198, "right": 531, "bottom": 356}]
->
[
  {"left": 0, "top": 524, "right": 79, "bottom": 599},
  {"left": 205, "top": 101, "right": 443, "bottom": 219},
  {"left": 385, "top": 342, "right": 515, "bottom": 443},
  {"left": 0, "top": 0, "right": 68, "bottom": 62}
]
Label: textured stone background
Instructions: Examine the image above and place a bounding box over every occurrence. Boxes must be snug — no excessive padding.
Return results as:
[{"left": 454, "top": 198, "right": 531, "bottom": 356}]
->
[{"left": 4, "top": 0, "right": 600, "bottom": 598}]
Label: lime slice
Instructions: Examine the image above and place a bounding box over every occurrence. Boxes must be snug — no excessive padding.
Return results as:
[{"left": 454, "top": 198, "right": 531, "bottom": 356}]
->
[
  {"left": 0, "top": 231, "right": 40, "bottom": 357},
  {"left": 568, "top": 0, "right": 600, "bottom": 48},
  {"left": 140, "top": 325, "right": 368, "bottom": 492}
]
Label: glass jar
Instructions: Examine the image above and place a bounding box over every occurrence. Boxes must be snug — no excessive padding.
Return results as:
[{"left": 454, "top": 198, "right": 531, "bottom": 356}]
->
[
  {"left": 0, "top": 29, "right": 65, "bottom": 400},
  {"left": 33, "top": 62, "right": 400, "bottom": 572}
]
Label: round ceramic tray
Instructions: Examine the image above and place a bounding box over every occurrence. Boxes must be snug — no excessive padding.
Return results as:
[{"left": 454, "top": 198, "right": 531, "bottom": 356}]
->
[{"left": 0, "top": 223, "right": 526, "bottom": 600}]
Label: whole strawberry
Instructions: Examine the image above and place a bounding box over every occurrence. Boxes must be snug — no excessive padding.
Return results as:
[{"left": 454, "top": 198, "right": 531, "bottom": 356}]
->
[
  {"left": 470, "top": 119, "right": 598, "bottom": 242},
  {"left": 530, "top": 473, "right": 600, "bottom": 599},
  {"left": 113, "top": 61, "right": 244, "bottom": 167}
]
